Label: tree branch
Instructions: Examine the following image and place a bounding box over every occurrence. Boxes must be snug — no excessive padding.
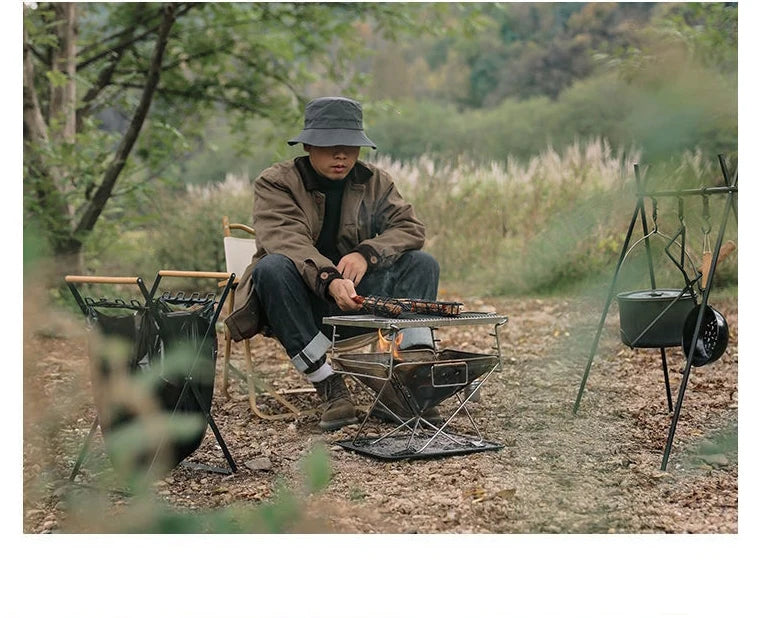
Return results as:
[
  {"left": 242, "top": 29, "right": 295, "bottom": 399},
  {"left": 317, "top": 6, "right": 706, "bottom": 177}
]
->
[
  {"left": 158, "top": 39, "right": 236, "bottom": 72},
  {"left": 76, "top": 48, "right": 126, "bottom": 129},
  {"left": 75, "top": 3, "right": 179, "bottom": 237},
  {"left": 123, "top": 83, "right": 262, "bottom": 114},
  {"left": 76, "top": 3, "right": 154, "bottom": 124},
  {"left": 77, "top": 6, "right": 161, "bottom": 58},
  {"left": 77, "top": 21, "right": 161, "bottom": 71},
  {"left": 76, "top": 3, "right": 195, "bottom": 71}
]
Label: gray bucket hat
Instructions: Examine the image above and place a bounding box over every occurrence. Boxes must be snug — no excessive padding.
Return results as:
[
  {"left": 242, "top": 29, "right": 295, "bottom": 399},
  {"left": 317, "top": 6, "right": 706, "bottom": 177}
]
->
[{"left": 288, "top": 96, "right": 377, "bottom": 149}]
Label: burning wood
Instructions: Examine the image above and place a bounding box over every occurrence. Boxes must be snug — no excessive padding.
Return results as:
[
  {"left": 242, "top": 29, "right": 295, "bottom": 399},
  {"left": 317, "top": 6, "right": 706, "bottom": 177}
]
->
[{"left": 377, "top": 329, "right": 404, "bottom": 360}]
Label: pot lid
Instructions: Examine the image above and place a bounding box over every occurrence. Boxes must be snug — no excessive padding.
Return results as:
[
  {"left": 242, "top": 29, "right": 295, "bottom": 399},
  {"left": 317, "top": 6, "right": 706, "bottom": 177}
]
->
[{"left": 617, "top": 288, "right": 694, "bottom": 301}]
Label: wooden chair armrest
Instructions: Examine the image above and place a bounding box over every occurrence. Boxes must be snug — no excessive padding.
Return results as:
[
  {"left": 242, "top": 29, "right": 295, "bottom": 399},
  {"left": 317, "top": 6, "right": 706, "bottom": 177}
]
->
[
  {"left": 217, "top": 276, "right": 242, "bottom": 288},
  {"left": 157, "top": 270, "right": 232, "bottom": 280},
  {"left": 65, "top": 275, "right": 141, "bottom": 285},
  {"left": 229, "top": 223, "right": 255, "bottom": 236}
]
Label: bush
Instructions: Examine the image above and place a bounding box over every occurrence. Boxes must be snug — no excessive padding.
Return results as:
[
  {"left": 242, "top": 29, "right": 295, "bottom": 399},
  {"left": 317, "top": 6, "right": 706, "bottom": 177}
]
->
[
  {"left": 366, "top": 70, "right": 736, "bottom": 167},
  {"left": 87, "top": 142, "right": 737, "bottom": 298}
]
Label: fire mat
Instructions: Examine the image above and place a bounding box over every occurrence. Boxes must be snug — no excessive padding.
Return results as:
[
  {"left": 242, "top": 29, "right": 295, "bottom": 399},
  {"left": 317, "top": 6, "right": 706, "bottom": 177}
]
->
[{"left": 336, "top": 432, "right": 502, "bottom": 461}]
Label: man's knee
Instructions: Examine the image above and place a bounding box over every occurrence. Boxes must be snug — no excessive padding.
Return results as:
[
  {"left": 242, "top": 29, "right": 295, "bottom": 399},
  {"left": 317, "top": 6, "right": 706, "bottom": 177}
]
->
[
  {"left": 402, "top": 250, "right": 439, "bottom": 277},
  {"left": 402, "top": 250, "right": 440, "bottom": 279},
  {"left": 252, "top": 253, "right": 298, "bottom": 287}
]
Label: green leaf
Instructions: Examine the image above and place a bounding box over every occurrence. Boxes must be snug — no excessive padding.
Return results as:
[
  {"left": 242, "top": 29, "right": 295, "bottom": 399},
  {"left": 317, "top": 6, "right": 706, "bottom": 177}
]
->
[
  {"left": 301, "top": 444, "right": 332, "bottom": 494},
  {"left": 44, "top": 69, "right": 69, "bottom": 88}
]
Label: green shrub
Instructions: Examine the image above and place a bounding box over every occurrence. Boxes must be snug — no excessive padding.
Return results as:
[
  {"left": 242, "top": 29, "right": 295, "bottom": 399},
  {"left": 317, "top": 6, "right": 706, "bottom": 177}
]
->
[
  {"left": 89, "top": 142, "right": 737, "bottom": 298},
  {"left": 88, "top": 174, "right": 255, "bottom": 289},
  {"left": 366, "top": 70, "right": 736, "bottom": 166}
]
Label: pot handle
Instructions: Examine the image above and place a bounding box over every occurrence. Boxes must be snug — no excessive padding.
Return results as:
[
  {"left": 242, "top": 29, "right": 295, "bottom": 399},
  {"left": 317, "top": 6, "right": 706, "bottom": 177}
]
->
[
  {"left": 701, "top": 240, "right": 736, "bottom": 288},
  {"left": 663, "top": 228, "right": 697, "bottom": 296}
]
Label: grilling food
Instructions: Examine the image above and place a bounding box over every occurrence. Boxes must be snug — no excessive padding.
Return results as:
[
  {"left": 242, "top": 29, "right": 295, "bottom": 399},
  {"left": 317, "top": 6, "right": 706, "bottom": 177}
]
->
[{"left": 353, "top": 295, "right": 463, "bottom": 318}]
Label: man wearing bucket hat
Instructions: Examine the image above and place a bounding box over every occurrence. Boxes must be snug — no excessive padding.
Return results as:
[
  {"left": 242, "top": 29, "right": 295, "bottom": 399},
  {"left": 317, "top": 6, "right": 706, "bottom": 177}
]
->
[{"left": 225, "top": 96, "right": 439, "bottom": 431}]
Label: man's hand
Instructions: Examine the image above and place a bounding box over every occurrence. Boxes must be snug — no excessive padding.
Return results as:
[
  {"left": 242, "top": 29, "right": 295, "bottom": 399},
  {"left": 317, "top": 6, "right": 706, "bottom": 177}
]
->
[
  {"left": 328, "top": 278, "right": 363, "bottom": 311},
  {"left": 336, "top": 252, "right": 368, "bottom": 286}
]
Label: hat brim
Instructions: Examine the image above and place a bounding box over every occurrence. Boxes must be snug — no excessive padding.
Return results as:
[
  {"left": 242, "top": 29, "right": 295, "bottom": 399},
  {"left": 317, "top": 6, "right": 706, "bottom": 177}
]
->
[{"left": 288, "top": 128, "right": 376, "bottom": 149}]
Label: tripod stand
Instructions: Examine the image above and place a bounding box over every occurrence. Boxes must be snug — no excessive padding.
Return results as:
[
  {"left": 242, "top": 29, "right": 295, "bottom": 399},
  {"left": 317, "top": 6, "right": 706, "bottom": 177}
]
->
[{"left": 572, "top": 155, "right": 737, "bottom": 470}]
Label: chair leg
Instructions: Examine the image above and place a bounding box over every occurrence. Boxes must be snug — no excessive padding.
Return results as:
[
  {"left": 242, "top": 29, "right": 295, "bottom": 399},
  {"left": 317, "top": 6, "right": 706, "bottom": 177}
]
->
[
  {"left": 221, "top": 289, "right": 236, "bottom": 400},
  {"left": 243, "top": 339, "right": 304, "bottom": 420}
]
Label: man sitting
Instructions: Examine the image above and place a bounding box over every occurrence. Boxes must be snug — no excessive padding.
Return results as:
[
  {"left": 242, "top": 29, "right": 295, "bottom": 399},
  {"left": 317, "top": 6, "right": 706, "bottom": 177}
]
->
[{"left": 225, "top": 96, "right": 439, "bottom": 430}]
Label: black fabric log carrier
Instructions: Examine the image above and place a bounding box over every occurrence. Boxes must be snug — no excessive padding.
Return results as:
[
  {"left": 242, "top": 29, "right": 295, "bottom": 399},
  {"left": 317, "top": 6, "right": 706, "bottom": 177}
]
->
[{"left": 66, "top": 272, "right": 237, "bottom": 483}]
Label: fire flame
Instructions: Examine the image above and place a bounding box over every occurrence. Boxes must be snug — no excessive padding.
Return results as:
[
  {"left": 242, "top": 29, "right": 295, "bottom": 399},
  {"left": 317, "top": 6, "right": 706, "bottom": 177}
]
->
[{"left": 377, "top": 329, "right": 404, "bottom": 360}]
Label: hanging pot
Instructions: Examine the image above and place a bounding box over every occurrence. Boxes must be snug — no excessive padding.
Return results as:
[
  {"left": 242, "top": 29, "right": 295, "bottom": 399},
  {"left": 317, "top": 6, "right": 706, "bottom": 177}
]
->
[
  {"left": 616, "top": 289, "right": 696, "bottom": 348},
  {"left": 682, "top": 304, "right": 729, "bottom": 366}
]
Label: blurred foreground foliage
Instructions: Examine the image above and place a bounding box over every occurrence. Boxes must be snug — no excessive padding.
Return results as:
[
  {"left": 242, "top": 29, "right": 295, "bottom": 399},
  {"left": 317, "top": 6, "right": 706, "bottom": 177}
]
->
[
  {"left": 42, "top": 387, "right": 334, "bottom": 533},
  {"left": 59, "top": 443, "right": 333, "bottom": 533},
  {"left": 23, "top": 277, "right": 334, "bottom": 533}
]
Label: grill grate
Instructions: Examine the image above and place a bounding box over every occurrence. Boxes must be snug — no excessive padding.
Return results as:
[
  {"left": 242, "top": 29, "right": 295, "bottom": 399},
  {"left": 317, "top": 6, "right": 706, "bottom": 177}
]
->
[{"left": 323, "top": 311, "right": 507, "bottom": 330}]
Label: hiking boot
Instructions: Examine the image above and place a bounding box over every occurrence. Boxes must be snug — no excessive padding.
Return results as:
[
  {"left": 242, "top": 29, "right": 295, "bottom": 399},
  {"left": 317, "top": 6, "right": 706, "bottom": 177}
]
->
[{"left": 314, "top": 374, "right": 359, "bottom": 431}]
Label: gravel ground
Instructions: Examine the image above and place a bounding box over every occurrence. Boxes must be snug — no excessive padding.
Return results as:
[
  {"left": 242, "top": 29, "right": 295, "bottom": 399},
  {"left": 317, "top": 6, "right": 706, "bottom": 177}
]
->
[{"left": 23, "top": 293, "right": 737, "bottom": 534}]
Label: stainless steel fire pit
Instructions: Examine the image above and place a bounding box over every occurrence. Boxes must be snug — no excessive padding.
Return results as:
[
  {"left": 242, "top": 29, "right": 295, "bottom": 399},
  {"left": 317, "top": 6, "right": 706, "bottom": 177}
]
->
[{"left": 323, "top": 312, "right": 508, "bottom": 460}]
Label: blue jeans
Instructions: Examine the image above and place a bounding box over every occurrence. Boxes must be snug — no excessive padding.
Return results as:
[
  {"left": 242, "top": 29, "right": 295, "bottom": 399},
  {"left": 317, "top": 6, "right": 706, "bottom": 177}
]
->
[{"left": 251, "top": 250, "right": 439, "bottom": 373}]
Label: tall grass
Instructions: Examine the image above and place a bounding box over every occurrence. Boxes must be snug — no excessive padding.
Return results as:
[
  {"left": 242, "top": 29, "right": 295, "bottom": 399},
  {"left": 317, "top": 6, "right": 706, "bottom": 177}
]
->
[
  {"left": 375, "top": 139, "right": 642, "bottom": 294},
  {"left": 87, "top": 140, "right": 737, "bottom": 297}
]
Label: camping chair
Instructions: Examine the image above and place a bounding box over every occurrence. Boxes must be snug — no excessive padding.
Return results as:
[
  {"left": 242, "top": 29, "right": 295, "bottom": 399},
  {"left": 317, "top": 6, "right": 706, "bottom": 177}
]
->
[
  {"left": 220, "top": 215, "right": 377, "bottom": 421},
  {"left": 65, "top": 271, "right": 238, "bottom": 481}
]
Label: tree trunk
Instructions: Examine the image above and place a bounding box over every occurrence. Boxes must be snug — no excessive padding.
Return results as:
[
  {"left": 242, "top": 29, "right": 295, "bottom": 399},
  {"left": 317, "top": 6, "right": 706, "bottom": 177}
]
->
[
  {"left": 23, "top": 2, "right": 77, "bottom": 240},
  {"left": 25, "top": 3, "right": 179, "bottom": 273},
  {"left": 74, "top": 3, "right": 178, "bottom": 239},
  {"left": 50, "top": 3, "right": 78, "bottom": 144},
  {"left": 45, "top": 242, "right": 85, "bottom": 286},
  {"left": 22, "top": 29, "right": 48, "bottom": 146}
]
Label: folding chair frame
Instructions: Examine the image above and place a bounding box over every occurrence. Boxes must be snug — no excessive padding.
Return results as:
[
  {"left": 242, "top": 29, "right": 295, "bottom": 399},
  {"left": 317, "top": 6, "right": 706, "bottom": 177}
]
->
[
  {"left": 220, "top": 216, "right": 382, "bottom": 421},
  {"left": 221, "top": 216, "right": 313, "bottom": 421}
]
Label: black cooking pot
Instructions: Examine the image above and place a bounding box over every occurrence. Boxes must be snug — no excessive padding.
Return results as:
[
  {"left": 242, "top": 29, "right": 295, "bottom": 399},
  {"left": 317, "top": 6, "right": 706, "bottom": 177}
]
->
[
  {"left": 616, "top": 289, "right": 696, "bottom": 348},
  {"left": 682, "top": 304, "right": 729, "bottom": 366}
]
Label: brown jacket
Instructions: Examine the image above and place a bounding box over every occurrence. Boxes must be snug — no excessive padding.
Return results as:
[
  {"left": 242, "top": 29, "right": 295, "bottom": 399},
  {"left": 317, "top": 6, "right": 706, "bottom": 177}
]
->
[{"left": 224, "top": 157, "right": 426, "bottom": 341}]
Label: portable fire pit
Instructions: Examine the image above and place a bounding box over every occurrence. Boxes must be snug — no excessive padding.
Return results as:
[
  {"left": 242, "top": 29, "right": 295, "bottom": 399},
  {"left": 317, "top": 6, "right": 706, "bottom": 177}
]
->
[{"left": 323, "top": 312, "right": 508, "bottom": 460}]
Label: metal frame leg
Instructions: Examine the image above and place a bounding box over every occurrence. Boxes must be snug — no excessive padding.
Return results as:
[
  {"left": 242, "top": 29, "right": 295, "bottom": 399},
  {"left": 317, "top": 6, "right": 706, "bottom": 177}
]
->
[
  {"left": 244, "top": 338, "right": 304, "bottom": 420},
  {"left": 69, "top": 415, "right": 100, "bottom": 481},
  {"left": 573, "top": 173, "right": 648, "bottom": 415},
  {"left": 661, "top": 184, "right": 737, "bottom": 470}
]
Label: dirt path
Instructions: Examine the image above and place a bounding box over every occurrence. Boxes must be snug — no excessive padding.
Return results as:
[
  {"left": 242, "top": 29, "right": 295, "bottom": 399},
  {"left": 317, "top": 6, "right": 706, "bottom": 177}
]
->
[{"left": 23, "top": 295, "right": 737, "bottom": 533}]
